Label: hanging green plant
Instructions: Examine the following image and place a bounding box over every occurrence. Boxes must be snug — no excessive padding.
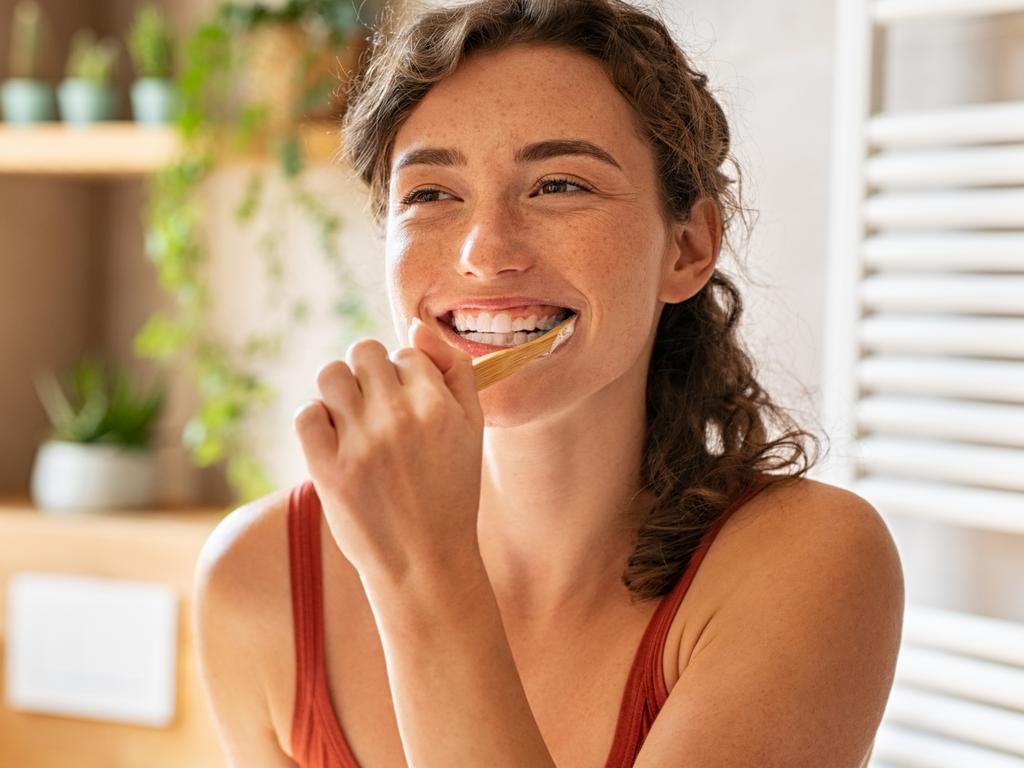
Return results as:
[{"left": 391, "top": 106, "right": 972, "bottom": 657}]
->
[{"left": 134, "top": 0, "right": 375, "bottom": 505}]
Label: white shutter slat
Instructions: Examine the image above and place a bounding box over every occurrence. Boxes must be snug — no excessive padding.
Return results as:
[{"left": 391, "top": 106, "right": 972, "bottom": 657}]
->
[
  {"left": 858, "top": 357, "right": 1024, "bottom": 403},
  {"left": 895, "top": 647, "right": 1024, "bottom": 711},
  {"left": 864, "top": 190, "right": 1024, "bottom": 229},
  {"left": 860, "top": 275, "right": 1024, "bottom": 315},
  {"left": 862, "top": 233, "right": 1024, "bottom": 272},
  {"left": 873, "top": 724, "right": 1024, "bottom": 768},
  {"left": 865, "top": 145, "right": 1024, "bottom": 189},
  {"left": 867, "top": 102, "right": 1024, "bottom": 148},
  {"left": 857, "top": 478, "right": 1024, "bottom": 534},
  {"left": 873, "top": 0, "right": 1024, "bottom": 22},
  {"left": 856, "top": 437, "right": 1024, "bottom": 492},
  {"left": 857, "top": 396, "right": 1024, "bottom": 447},
  {"left": 884, "top": 688, "right": 1024, "bottom": 756},
  {"left": 903, "top": 606, "right": 1024, "bottom": 667},
  {"left": 860, "top": 315, "right": 1024, "bottom": 358}
]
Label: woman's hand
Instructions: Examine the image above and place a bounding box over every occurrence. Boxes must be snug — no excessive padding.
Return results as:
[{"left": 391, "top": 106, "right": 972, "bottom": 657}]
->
[{"left": 293, "top": 318, "right": 485, "bottom": 586}]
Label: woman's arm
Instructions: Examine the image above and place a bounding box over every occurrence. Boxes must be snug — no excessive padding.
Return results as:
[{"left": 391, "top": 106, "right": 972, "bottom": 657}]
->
[
  {"left": 359, "top": 554, "right": 558, "bottom": 768},
  {"left": 193, "top": 501, "right": 298, "bottom": 768},
  {"left": 632, "top": 483, "right": 904, "bottom": 768}
]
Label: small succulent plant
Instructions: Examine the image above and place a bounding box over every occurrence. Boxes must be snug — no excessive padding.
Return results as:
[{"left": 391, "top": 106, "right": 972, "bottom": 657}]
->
[
  {"left": 9, "top": 0, "right": 48, "bottom": 79},
  {"left": 35, "top": 357, "right": 166, "bottom": 449},
  {"left": 128, "top": 4, "right": 174, "bottom": 78},
  {"left": 65, "top": 29, "right": 119, "bottom": 84}
]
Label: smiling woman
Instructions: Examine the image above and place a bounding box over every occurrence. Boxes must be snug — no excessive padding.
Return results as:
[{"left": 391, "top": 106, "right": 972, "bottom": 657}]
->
[{"left": 192, "top": 1, "right": 904, "bottom": 767}]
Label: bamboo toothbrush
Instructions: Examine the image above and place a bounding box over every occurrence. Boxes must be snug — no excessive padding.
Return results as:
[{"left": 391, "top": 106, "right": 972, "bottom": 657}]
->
[{"left": 472, "top": 314, "right": 578, "bottom": 392}]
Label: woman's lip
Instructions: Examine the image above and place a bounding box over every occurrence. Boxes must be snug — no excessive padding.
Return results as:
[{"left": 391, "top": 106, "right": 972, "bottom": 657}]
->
[{"left": 434, "top": 314, "right": 579, "bottom": 360}]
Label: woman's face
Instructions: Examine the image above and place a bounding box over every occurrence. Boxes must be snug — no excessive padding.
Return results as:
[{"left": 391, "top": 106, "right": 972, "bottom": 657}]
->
[{"left": 385, "top": 42, "right": 699, "bottom": 427}]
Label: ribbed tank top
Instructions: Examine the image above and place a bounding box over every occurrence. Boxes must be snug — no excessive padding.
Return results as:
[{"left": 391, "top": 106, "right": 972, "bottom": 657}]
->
[{"left": 288, "top": 473, "right": 770, "bottom": 768}]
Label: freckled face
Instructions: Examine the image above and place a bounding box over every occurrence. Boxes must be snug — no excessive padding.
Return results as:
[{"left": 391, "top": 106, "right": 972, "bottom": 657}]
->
[{"left": 385, "top": 43, "right": 673, "bottom": 426}]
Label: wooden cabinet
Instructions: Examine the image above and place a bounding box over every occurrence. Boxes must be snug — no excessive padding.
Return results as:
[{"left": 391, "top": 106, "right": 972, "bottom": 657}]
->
[{"left": 0, "top": 499, "right": 228, "bottom": 768}]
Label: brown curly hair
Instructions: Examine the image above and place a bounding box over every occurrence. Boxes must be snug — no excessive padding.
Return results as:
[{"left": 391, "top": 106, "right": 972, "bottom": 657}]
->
[{"left": 339, "top": 0, "right": 823, "bottom": 602}]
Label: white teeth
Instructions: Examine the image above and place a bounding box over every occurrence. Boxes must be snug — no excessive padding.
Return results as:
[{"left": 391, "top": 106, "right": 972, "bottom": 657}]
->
[
  {"left": 492, "top": 313, "right": 513, "bottom": 333},
  {"left": 462, "top": 330, "right": 545, "bottom": 347},
  {"left": 450, "top": 308, "right": 571, "bottom": 333}
]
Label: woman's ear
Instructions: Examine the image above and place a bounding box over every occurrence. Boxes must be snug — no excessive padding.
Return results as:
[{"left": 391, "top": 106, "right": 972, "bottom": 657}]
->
[{"left": 658, "top": 197, "right": 722, "bottom": 304}]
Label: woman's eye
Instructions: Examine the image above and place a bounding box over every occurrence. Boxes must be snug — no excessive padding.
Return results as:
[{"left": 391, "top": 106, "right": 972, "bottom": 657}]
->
[
  {"left": 537, "top": 178, "right": 592, "bottom": 196},
  {"left": 399, "top": 188, "right": 453, "bottom": 206}
]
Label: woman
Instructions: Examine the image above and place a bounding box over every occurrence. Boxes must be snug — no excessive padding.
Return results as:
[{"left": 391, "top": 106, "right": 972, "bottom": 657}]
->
[{"left": 193, "top": 0, "right": 904, "bottom": 766}]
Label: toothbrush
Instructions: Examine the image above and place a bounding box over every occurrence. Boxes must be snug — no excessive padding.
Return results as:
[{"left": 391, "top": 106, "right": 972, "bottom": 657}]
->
[{"left": 472, "top": 314, "right": 577, "bottom": 392}]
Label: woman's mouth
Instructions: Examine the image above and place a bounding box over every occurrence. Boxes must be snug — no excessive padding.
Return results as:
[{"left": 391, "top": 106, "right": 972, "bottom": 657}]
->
[{"left": 435, "top": 307, "right": 578, "bottom": 358}]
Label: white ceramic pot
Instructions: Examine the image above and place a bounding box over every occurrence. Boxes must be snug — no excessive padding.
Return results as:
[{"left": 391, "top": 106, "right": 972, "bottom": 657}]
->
[{"left": 30, "top": 440, "right": 158, "bottom": 513}]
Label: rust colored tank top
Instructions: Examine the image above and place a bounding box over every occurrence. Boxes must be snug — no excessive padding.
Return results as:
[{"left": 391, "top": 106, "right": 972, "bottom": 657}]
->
[{"left": 288, "top": 473, "right": 770, "bottom": 767}]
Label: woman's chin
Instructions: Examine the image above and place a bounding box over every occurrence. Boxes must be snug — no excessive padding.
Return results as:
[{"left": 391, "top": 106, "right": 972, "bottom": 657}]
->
[{"left": 478, "top": 379, "right": 575, "bottom": 428}]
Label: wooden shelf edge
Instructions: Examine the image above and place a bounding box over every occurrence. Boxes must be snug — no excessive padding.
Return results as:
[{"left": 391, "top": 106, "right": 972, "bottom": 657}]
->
[{"left": 0, "top": 120, "right": 345, "bottom": 178}]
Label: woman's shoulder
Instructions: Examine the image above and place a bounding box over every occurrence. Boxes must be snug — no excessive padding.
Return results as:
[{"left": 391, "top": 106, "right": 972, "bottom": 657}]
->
[
  {"left": 660, "top": 476, "right": 903, "bottom": 764},
  {"left": 195, "top": 484, "right": 294, "bottom": 604},
  {"left": 690, "top": 474, "right": 904, "bottom": 655},
  {"left": 724, "top": 474, "right": 898, "bottom": 548},
  {"left": 709, "top": 475, "right": 904, "bottom": 596},
  {"left": 193, "top": 485, "right": 298, "bottom": 747}
]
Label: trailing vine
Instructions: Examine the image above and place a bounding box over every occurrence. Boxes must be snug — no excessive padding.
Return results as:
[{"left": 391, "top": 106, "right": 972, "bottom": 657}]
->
[{"left": 134, "top": 3, "right": 374, "bottom": 504}]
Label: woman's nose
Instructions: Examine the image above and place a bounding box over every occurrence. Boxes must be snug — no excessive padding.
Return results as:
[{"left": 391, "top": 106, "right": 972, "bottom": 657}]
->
[{"left": 457, "top": 205, "right": 533, "bottom": 278}]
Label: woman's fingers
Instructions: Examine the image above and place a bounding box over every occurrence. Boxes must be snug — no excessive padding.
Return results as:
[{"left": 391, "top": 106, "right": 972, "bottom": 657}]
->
[
  {"left": 313, "top": 358, "right": 362, "bottom": 432},
  {"left": 346, "top": 338, "right": 404, "bottom": 396},
  {"left": 389, "top": 345, "right": 445, "bottom": 388},
  {"left": 308, "top": 339, "right": 459, "bottom": 447},
  {"left": 293, "top": 399, "right": 337, "bottom": 472}
]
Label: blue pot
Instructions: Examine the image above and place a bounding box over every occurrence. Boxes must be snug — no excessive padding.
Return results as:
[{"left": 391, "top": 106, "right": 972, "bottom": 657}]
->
[
  {"left": 130, "top": 78, "right": 177, "bottom": 124},
  {"left": 57, "top": 79, "right": 116, "bottom": 125},
  {"left": 1, "top": 79, "right": 56, "bottom": 123}
]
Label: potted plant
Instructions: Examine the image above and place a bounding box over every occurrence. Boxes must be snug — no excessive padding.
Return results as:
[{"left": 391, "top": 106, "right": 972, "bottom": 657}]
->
[
  {"left": 1, "top": 1, "right": 55, "bottom": 123},
  {"left": 57, "top": 29, "right": 119, "bottom": 125},
  {"left": 30, "top": 357, "right": 167, "bottom": 513},
  {"left": 127, "top": 4, "right": 177, "bottom": 124},
  {"left": 224, "top": 0, "right": 366, "bottom": 127}
]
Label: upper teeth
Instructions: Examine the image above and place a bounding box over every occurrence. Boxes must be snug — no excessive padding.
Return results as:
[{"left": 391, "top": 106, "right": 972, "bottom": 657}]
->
[{"left": 451, "top": 310, "right": 566, "bottom": 333}]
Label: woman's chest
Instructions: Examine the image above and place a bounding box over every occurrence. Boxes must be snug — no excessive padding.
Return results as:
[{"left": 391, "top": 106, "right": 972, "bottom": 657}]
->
[{"left": 268, "top": 577, "right": 691, "bottom": 768}]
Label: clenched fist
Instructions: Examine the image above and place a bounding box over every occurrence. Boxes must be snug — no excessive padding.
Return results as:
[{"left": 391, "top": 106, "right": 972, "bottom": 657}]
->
[{"left": 293, "top": 318, "right": 485, "bottom": 587}]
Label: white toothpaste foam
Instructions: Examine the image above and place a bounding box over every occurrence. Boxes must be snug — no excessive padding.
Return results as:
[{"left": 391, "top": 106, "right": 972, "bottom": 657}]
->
[{"left": 544, "top": 314, "right": 577, "bottom": 356}]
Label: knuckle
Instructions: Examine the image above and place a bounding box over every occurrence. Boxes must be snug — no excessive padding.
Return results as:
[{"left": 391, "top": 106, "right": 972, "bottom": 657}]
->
[
  {"left": 347, "top": 338, "right": 387, "bottom": 361},
  {"left": 385, "top": 396, "right": 415, "bottom": 423},
  {"left": 315, "top": 360, "right": 349, "bottom": 390},
  {"left": 389, "top": 347, "right": 421, "bottom": 363},
  {"left": 417, "top": 392, "right": 448, "bottom": 420}
]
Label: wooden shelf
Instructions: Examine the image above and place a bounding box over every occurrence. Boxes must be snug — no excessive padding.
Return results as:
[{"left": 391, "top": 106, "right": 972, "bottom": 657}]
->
[
  {"left": 0, "top": 494, "right": 227, "bottom": 523},
  {"left": 0, "top": 120, "right": 343, "bottom": 178}
]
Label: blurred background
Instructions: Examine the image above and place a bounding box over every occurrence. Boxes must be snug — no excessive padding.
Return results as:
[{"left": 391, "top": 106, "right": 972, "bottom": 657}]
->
[{"left": 0, "top": 0, "right": 1022, "bottom": 766}]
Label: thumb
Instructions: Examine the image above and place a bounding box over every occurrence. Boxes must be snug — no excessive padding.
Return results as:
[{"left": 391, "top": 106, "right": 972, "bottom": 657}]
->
[{"left": 409, "top": 318, "right": 483, "bottom": 423}]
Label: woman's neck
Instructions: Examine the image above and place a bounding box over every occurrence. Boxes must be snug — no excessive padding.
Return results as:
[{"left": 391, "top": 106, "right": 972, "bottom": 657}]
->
[{"left": 476, "top": 371, "right": 651, "bottom": 629}]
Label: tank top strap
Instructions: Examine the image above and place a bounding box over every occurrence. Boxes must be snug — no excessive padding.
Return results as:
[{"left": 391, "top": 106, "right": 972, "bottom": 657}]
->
[
  {"left": 604, "top": 472, "right": 773, "bottom": 767},
  {"left": 646, "top": 472, "right": 773, "bottom": 705},
  {"left": 287, "top": 479, "right": 370, "bottom": 767}
]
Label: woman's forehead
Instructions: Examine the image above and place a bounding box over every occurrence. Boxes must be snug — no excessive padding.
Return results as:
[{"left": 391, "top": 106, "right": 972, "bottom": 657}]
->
[{"left": 390, "top": 45, "right": 646, "bottom": 171}]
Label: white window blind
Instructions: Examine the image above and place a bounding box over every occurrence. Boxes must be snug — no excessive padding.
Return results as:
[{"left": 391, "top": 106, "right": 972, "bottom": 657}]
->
[{"left": 821, "top": 2, "right": 1024, "bottom": 766}]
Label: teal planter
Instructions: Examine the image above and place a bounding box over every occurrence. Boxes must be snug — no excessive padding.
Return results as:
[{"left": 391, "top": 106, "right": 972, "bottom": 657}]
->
[
  {"left": 57, "top": 79, "right": 116, "bottom": 125},
  {"left": 1, "top": 79, "right": 56, "bottom": 123},
  {"left": 130, "top": 78, "right": 177, "bottom": 124}
]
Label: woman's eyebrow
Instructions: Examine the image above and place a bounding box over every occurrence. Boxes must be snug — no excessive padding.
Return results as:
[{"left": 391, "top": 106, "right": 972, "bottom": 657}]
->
[{"left": 392, "top": 139, "right": 622, "bottom": 172}]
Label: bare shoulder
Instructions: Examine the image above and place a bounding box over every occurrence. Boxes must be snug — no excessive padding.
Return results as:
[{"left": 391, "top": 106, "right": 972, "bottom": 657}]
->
[
  {"left": 636, "top": 476, "right": 905, "bottom": 766},
  {"left": 707, "top": 475, "right": 906, "bottom": 637},
  {"left": 192, "top": 485, "right": 297, "bottom": 764},
  {"left": 195, "top": 485, "right": 293, "bottom": 598},
  {"left": 716, "top": 475, "right": 903, "bottom": 587}
]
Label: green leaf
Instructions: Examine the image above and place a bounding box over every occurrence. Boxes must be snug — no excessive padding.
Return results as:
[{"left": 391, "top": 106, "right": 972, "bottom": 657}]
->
[
  {"left": 134, "top": 312, "right": 191, "bottom": 360},
  {"left": 278, "top": 134, "right": 303, "bottom": 178}
]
